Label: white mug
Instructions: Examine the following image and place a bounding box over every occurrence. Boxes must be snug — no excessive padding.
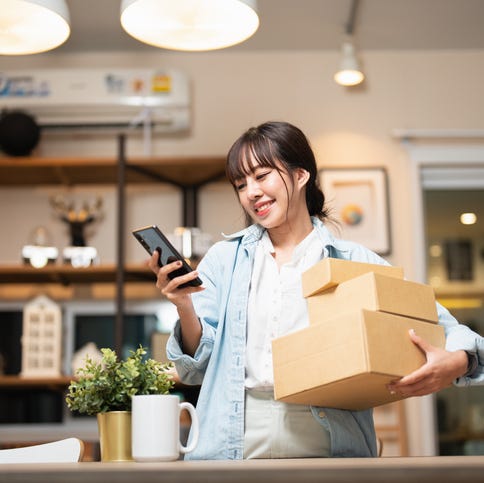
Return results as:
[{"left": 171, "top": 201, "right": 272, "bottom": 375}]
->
[{"left": 131, "top": 394, "right": 199, "bottom": 462}]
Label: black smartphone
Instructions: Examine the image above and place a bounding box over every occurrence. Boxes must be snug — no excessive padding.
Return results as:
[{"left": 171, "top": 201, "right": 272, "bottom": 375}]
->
[{"left": 132, "top": 224, "right": 203, "bottom": 288}]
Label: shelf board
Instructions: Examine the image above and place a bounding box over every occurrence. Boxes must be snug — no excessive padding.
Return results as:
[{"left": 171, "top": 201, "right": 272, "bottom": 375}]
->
[
  {"left": 0, "top": 263, "right": 155, "bottom": 285},
  {"left": 0, "top": 371, "right": 183, "bottom": 389},
  {"left": 439, "top": 430, "right": 484, "bottom": 443},
  {"left": 0, "top": 156, "right": 227, "bottom": 187},
  {"left": 0, "top": 375, "right": 73, "bottom": 389}
]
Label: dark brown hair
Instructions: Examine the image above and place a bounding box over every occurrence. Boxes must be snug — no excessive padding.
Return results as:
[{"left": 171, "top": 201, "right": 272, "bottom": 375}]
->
[{"left": 226, "top": 121, "right": 328, "bottom": 220}]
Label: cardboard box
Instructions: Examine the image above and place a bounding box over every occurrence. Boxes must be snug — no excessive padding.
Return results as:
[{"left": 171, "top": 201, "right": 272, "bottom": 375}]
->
[
  {"left": 272, "top": 309, "right": 445, "bottom": 410},
  {"left": 302, "top": 258, "right": 404, "bottom": 298},
  {"left": 307, "top": 272, "right": 439, "bottom": 324}
]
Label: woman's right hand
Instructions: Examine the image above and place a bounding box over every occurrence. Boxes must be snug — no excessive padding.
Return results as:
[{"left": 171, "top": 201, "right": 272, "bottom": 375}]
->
[
  {"left": 147, "top": 250, "right": 204, "bottom": 307},
  {"left": 147, "top": 250, "right": 204, "bottom": 356}
]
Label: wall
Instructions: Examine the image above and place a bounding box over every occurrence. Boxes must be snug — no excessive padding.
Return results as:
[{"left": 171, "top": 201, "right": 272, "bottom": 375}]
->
[
  {"left": 3, "top": 49, "right": 484, "bottom": 272},
  {"left": 2, "top": 48, "right": 484, "bottom": 454}
]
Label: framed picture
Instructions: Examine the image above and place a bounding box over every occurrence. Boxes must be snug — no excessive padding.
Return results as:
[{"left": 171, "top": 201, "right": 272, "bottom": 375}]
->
[{"left": 319, "top": 168, "right": 391, "bottom": 255}]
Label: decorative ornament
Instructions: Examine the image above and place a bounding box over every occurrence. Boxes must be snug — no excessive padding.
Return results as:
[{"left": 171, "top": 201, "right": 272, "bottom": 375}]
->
[
  {"left": 50, "top": 195, "right": 103, "bottom": 267},
  {"left": 21, "top": 295, "right": 62, "bottom": 377},
  {"left": 22, "top": 226, "right": 58, "bottom": 268}
]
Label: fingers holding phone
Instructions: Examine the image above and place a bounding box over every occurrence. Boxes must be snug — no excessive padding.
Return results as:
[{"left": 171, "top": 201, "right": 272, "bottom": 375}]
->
[
  {"left": 133, "top": 225, "right": 203, "bottom": 288},
  {"left": 150, "top": 250, "right": 204, "bottom": 302},
  {"left": 133, "top": 224, "right": 204, "bottom": 304}
]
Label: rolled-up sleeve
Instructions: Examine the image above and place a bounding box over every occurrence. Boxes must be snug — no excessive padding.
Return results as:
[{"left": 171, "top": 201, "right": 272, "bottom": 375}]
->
[
  {"left": 165, "top": 243, "right": 224, "bottom": 386},
  {"left": 166, "top": 318, "right": 216, "bottom": 385},
  {"left": 437, "top": 302, "right": 484, "bottom": 386}
]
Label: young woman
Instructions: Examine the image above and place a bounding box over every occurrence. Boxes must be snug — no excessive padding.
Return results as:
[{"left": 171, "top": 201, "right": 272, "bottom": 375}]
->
[{"left": 148, "top": 121, "right": 482, "bottom": 459}]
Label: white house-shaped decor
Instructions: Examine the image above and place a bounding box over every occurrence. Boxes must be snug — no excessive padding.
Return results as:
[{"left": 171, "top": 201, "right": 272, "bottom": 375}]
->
[{"left": 21, "top": 295, "right": 62, "bottom": 377}]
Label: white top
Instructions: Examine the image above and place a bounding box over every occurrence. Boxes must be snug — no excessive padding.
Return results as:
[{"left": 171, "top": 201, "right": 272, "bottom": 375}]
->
[{"left": 244, "top": 229, "right": 324, "bottom": 390}]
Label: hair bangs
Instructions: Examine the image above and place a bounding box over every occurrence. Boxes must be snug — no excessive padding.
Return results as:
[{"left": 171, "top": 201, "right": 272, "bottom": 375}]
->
[{"left": 226, "top": 134, "right": 281, "bottom": 186}]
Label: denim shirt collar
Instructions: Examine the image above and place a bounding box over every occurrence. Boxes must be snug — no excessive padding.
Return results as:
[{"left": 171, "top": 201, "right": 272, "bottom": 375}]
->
[{"left": 222, "top": 216, "right": 339, "bottom": 256}]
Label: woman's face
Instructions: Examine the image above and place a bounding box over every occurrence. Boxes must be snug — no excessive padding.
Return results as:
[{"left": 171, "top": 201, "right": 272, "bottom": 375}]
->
[{"left": 234, "top": 155, "right": 308, "bottom": 230}]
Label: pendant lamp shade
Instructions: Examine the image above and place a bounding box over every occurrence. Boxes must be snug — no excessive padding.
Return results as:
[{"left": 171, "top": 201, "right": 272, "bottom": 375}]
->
[
  {"left": 0, "top": 0, "right": 70, "bottom": 55},
  {"left": 334, "top": 41, "right": 364, "bottom": 87},
  {"left": 120, "top": 0, "right": 259, "bottom": 51}
]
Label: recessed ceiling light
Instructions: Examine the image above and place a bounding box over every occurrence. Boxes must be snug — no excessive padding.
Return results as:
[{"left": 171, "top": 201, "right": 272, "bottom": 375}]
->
[{"left": 460, "top": 212, "right": 477, "bottom": 225}]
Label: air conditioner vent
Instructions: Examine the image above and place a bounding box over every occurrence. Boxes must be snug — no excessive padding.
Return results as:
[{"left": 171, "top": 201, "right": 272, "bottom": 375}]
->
[{"left": 0, "top": 68, "right": 190, "bottom": 134}]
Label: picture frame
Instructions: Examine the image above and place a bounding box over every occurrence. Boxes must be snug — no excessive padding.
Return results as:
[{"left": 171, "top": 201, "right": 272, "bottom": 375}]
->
[{"left": 319, "top": 168, "right": 391, "bottom": 255}]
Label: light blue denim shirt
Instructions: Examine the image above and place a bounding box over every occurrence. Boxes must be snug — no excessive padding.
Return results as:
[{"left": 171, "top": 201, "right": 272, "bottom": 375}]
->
[{"left": 167, "top": 218, "right": 484, "bottom": 460}]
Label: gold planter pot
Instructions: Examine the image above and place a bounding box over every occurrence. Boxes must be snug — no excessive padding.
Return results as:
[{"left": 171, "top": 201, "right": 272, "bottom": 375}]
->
[{"left": 97, "top": 411, "right": 133, "bottom": 462}]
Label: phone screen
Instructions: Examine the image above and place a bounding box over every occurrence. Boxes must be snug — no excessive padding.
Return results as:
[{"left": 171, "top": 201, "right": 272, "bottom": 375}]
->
[
  {"left": 133, "top": 225, "right": 179, "bottom": 266},
  {"left": 132, "top": 225, "right": 202, "bottom": 288}
]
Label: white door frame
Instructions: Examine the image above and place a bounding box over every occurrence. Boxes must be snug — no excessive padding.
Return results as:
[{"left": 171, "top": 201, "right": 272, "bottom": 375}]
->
[{"left": 405, "top": 141, "right": 484, "bottom": 456}]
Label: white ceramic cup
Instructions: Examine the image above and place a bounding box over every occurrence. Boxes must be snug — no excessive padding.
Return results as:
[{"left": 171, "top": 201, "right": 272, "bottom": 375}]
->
[{"left": 131, "top": 394, "right": 199, "bottom": 462}]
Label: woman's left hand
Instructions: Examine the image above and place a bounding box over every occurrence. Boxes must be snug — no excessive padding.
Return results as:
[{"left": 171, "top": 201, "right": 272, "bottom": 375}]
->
[{"left": 387, "top": 329, "right": 469, "bottom": 397}]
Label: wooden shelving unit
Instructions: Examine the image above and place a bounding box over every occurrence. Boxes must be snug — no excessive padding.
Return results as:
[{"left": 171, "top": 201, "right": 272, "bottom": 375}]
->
[
  {"left": 439, "top": 430, "right": 484, "bottom": 444},
  {"left": 0, "top": 375, "right": 73, "bottom": 390},
  {"left": 0, "top": 263, "right": 154, "bottom": 285},
  {"left": 0, "top": 371, "right": 182, "bottom": 389},
  {"left": 0, "top": 137, "right": 229, "bottom": 457},
  {"left": 0, "top": 150, "right": 226, "bottom": 342},
  {"left": 0, "top": 155, "right": 226, "bottom": 187},
  {"left": 0, "top": 151, "right": 221, "bottom": 438}
]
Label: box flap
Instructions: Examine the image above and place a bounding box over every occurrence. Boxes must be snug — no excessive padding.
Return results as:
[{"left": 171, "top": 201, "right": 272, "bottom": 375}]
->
[
  {"left": 302, "top": 258, "right": 404, "bottom": 298},
  {"left": 307, "top": 272, "right": 439, "bottom": 324}
]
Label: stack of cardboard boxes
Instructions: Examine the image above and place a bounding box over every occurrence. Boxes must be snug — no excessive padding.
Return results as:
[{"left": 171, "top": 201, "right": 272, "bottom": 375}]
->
[{"left": 272, "top": 258, "right": 445, "bottom": 410}]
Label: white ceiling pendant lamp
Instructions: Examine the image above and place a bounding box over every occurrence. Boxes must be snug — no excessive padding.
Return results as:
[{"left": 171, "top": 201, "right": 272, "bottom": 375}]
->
[
  {"left": 334, "top": 40, "right": 364, "bottom": 86},
  {"left": 0, "top": 0, "right": 70, "bottom": 55},
  {"left": 120, "top": 0, "right": 259, "bottom": 52},
  {"left": 334, "top": 0, "right": 365, "bottom": 87}
]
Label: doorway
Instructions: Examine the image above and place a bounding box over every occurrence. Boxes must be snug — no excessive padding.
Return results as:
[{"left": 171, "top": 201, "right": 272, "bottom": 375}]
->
[{"left": 422, "top": 165, "right": 484, "bottom": 455}]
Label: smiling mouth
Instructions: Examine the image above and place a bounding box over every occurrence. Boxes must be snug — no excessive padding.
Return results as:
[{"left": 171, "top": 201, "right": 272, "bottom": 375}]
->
[{"left": 254, "top": 201, "right": 274, "bottom": 214}]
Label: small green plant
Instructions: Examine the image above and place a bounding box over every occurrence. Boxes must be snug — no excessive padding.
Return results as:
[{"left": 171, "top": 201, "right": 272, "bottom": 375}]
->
[{"left": 65, "top": 346, "right": 174, "bottom": 415}]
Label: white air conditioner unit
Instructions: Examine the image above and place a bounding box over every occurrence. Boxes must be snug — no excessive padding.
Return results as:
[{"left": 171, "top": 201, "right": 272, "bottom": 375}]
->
[{"left": 0, "top": 68, "right": 190, "bottom": 133}]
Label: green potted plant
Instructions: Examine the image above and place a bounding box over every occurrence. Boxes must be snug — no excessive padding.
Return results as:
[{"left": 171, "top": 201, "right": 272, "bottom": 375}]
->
[{"left": 66, "top": 346, "right": 174, "bottom": 462}]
